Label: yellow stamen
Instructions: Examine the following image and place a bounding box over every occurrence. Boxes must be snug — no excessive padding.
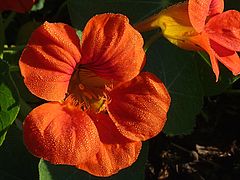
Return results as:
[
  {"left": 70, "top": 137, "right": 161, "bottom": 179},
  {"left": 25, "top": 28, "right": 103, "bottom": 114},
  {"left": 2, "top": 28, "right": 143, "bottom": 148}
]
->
[{"left": 67, "top": 66, "right": 111, "bottom": 113}]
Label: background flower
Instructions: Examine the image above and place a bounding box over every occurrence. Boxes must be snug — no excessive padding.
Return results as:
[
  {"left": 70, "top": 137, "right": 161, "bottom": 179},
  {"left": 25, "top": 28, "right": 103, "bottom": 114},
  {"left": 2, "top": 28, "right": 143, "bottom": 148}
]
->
[
  {"left": 0, "top": 0, "right": 36, "bottom": 13},
  {"left": 135, "top": 0, "right": 240, "bottom": 80}
]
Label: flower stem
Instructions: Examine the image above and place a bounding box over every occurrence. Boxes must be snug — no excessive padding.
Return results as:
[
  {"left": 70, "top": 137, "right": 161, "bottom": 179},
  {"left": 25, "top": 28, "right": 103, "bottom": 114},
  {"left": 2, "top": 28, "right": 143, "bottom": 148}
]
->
[
  {"left": 8, "top": 69, "right": 32, "bottom": 120},
  {"left": 4, "top": 45, "right": 25, "bottom": 52},
  {"left": 52, "top": 1, "right": 67, "bottom": 21},
  {"left": 0, "top": 12, "right": 16, "bottom": 60},
  {"left": 197, "top": 51, "right": 211, "bottom": 67},
  {"left": 3, "top": 12, "right": 16, "bottom": 29},
  {"left": 9, "top": 65, "right": 20, "bottom": 72},
  {"left": 0, "top": 13, "right": 4, "bottom": 59},
  {"left": 224, "top": 89, "right": 240, "bottom": 95},
  {"left": 144, "top": 32, "right": 162, "bottom": 52},
  {"left": 232, "top": 75, "right": 240, "bottom": 83}
]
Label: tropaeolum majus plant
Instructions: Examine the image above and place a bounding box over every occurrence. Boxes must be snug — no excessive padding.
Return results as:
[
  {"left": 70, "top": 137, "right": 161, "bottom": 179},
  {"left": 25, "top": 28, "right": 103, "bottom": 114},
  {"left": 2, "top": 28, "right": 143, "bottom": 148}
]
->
[
  {"left": 0, "top": 0, "right": 36, "bottom": 13},
  {"left": 135, "top": 0, "right": 240, "bottom": 81},
  {"left": 19, "top": 13, "right": 171, "bottom": 177}
]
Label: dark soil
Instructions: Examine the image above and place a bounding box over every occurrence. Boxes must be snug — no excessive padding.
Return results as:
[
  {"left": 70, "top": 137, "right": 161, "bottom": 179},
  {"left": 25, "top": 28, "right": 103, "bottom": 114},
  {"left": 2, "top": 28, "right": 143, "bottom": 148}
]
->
[{"left": 146, "top": 91, "right": 240, "bottom": 180}]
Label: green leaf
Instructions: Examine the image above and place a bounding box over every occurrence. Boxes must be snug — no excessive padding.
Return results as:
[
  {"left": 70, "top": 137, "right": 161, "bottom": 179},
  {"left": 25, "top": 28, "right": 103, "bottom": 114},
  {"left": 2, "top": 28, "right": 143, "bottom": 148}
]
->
[
  {"left": 16, "top": 21, "right": 41, "bottom": 45},
  {"left": 67, "top": 0, "right": 181, "bottom": 29},
  {"left": 197, "top": 52, "right": 236, "bottom": 96},
  {"left": 145, "top": 39, "right": 203, "bottom": 135},
  {"left": 31, "top": 0, "right": 45, "bottom": 11},
  {"left": 39, "top": 142, "right": 148, "bottom": 180},
  {"left": 225, "top": 0, "right": 240, "bottom": 10},
  {"left": 0, "top": 123, "right": 39, "bottom": 179},
  {"left": 0, "top": 61, "right": 20, "bottom": 146},
  {"left": 2, "top": 45, "right": 35, "bottom": 120},
  {"left": 76, "top": 30, "right": 82, "bottom": 41}
]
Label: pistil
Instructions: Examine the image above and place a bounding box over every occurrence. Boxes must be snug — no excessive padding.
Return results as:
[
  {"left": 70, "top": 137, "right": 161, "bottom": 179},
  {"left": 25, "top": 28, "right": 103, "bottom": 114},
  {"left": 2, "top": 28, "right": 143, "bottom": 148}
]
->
[{"left": 66, "top": 66, "right": 111, "bottom": 113}]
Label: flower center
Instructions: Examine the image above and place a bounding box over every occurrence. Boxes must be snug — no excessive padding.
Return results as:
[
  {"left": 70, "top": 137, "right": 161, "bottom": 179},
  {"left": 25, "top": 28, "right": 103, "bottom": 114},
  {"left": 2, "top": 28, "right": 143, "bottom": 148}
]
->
[{"left": 66, "top": 65, "right": 111, "bottom": 113}]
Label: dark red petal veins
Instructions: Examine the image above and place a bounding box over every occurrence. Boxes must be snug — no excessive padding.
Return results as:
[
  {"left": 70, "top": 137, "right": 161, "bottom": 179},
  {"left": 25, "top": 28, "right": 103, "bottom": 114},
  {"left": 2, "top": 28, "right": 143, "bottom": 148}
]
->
[
  {"left": 77, "top": 113, "right": 141, "bottom": 177},
  {"left": 188, "top": 0, "right": 224, "bottom": 32},
  {"left": 19, "top": 22, "right": 81, "bottom": 101},
  {"left": 23, "top": 102, "right": 100, "bottom": 165},
  {"left": 81, "top": 13, "right": 145, "bottom": 82},
  {"left": 205, "top": 10, "right": 240, "bottom": 51},
  {"left": 210, "top": 39, "right": 240, "bottom": 76},
  {"left": 107, "top": 72, "right": 171, "bottom": 141}
]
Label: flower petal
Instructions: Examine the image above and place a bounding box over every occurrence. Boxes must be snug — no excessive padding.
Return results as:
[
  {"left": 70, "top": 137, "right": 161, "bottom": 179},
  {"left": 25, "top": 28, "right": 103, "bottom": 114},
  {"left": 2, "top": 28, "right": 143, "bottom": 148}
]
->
[
  {"left": 208, "top": 0, "right": 224, "bottom": 15},
  {"left": 189, "top": 0, "right": 224, "bottom": 32},
  {"left": 0, "top": 0, "right": 36, "bottom": 13},
  {"left": 210, "top": 39, "right": 240, "bottom": 76},
  {"left": 107, "top": 72, "right": 171, "bottom": 141},
  {"left": 81, "top": 13, "right": 145, "bottom": 82},
  {"left": 135, "top": 2, "right": 200, "bottom": 51},
  {"left": 205, "top": 10, "right": 240, "bottom": 51},
  {"left": 23, "top": 102, "right": 100, "bottom": 165},
  {"left": 77, "top": 113, "right": 141, "bottom": 177},
  {"left": 135, "top": 2, "right": 192, "bottom": 36},
  {"left": 19, "top": 22, "right": 81, "bottom": 101},
  {"left": 191, "top": 33, "right": 220, "bottom": 81}
]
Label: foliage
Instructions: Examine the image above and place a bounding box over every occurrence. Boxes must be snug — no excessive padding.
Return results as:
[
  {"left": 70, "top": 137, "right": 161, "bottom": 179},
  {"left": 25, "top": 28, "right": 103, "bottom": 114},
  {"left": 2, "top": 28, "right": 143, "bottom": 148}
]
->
[{"left": 0, "top": 0, "right": 239, "bottom": 179}]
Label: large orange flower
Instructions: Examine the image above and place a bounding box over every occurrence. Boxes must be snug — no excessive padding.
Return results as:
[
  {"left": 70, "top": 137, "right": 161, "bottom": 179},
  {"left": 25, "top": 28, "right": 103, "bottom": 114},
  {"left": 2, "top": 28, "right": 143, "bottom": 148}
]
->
[
  {"left": 135, "top": 0, "right": 240, "bottom": 81},
  {"left": 0, "top": 0, "right": 36, "bottom": 13},
  {"left": 19, "top": 14, "right": 171, "bottom": 177}
]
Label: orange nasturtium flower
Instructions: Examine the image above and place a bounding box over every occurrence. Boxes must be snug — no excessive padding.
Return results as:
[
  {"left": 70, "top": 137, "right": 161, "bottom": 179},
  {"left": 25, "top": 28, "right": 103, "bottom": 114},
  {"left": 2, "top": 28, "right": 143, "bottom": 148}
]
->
[
  {"left": 19, "top": 14, "right": 171, "bottom": 177},
  {"left": 0, "top": 0, "right": 36, "bottom": 13},
  {"left": 135, "top": 0, "right": 240, "bottom": 81}
]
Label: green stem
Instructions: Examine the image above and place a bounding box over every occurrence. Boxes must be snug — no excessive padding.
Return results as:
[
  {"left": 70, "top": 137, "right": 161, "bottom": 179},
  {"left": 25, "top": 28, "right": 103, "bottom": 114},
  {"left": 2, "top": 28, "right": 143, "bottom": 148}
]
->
[
  {"left": 8, "top": 70, "right": 20, "bottom": 100},
  {"left": 52, "top": 1, "right": 68, "bottom": 21},
  {"left": 18, "top": 97, "right": 32, "bottom": 120},
  {"left": 3, "top": 12, "right": 16, "bottom": 29},
  {"left": 232, "top": 75, "right": 240, "bottom": 83},
  {"left": 0, "top": 13, "right": 4, "bottom": 59},
  {"left": 0, "top": 12, "right": 16, "bottom": 60},
  {"left": 197, "top": 51, "right": 211, "bottom": 67},
  {"left": 224, "top": 89, "right": 240, "bottom": 95},
  {"left": 200, "top": 110, "right": 209, "bottom": 121},
  {"left": 8, "top": 70, "right": 32, "bottom": 120},
  {"left": 143, "top": 32, "right": 162, "bottom": 52},
  {"left": 4, "top": 45, "right": 25, "bottom": 52},
  {"left": 9, "top": 65, "right": 20, "bottom": 72}
]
